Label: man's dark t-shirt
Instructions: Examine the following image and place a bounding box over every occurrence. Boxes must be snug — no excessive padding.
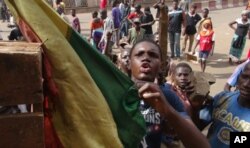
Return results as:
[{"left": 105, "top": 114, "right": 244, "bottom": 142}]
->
[
  {"left": 185, "top": 13, "right": 201, "bottom": 35},
  {"left": 139, "top": 84, "right": 189, "bottom": 148},
  {"left": 168, "top": 8, "right": 184, "bottom": 33},
  {"left": 141, "top": 13, "right": 154, "bottom": 35}
]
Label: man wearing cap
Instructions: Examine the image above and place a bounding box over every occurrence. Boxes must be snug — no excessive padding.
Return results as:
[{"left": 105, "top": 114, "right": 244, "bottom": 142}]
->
[{"left": 127, "top": 18, "right": 145, "bottom": 45}]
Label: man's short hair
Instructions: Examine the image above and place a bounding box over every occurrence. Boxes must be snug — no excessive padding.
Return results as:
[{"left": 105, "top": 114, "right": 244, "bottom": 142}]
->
[
  {"left": 191, "top": 4, "right": 197, "bottom": 9},
  {"left": 203, "top": 8, "right": 209, "bottom": 13},
  {"left": 175, "top": 62, "right": 193, "bottom": 73}
]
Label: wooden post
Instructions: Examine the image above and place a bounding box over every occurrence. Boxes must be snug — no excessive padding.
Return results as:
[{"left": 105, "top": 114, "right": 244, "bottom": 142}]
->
[{"left": 158, "top": 1, "right": 169, "bottom": 78}]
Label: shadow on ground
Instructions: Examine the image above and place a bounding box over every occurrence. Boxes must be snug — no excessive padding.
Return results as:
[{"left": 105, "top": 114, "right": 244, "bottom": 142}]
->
[
  {"left": 213, "top": 73, "right": 233, "bottom": 79},
  {"left": 207, "top": 52, "right": 233, "bottom": 68}
]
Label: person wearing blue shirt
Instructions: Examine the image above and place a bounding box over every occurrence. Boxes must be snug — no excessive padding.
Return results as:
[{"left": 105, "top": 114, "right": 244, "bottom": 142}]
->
[
  {"left": 200, "top": 62, "right": 250, "bottom": 148},
  {"left": 224, "top": 59, "right": 250, "bottom": 91},
  {"left": 129, "top": 39, "right": 209, "bottom": 148}
]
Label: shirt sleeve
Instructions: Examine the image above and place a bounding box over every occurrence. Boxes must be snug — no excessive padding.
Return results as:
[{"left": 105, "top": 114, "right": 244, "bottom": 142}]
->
[
  {"left": 235, "top": 18, "right": 241, "bottom": 24},
  {"left": 196, "top": 34, "right": 200, "bottom": 40},
  {"left": 227, "top": 59, "right": 250, "bottom": 86}
]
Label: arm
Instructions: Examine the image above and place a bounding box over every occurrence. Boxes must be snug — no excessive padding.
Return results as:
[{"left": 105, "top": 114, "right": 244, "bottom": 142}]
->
[
  {"left": 141, "top": 16, "right": 155, "bottom": 27},
  {"left": 153, "top": 1, "right": 161, "bottom": 8},
  {"left": 127, "top": 15, "right": 135, "bottom": 27},
  {"left": 192, "top": 40, "right": 200, "bottom": 54},
  {"left": 229, "top": 21, "right": 237, "bottom": 31},
  {"left": 182, "top": 11, "right": 187, "bottom": 36},
  {"left": 138, "top": 83, "right": 210, "bottom": 148},
  {"left": 89, "top": 21, "right": 93, "bottom": 40},
  {"left": 248, "top": 30, "right": 250, "bottom": 39},
  {"left": 210, "top": 41, "right": 215, "bottom": 56}
]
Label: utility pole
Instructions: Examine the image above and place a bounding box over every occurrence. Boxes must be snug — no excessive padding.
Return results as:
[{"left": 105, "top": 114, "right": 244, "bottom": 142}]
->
[{"left": 158, "top": 0, "right": 169, "bottom": 78}]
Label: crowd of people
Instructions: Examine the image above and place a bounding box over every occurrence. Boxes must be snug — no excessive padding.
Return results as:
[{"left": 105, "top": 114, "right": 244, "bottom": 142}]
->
[
  {"left": 84, "top": 0, "right": 250, "bottom": 147},
  {"left": 86, "top": 0, "right": 218, "bottom": 72},
  {"left": 1, "top": 0, "right": 250, "bottom": 148}
]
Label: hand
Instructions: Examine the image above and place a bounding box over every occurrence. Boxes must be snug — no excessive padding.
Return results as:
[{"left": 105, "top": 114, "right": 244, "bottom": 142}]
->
[{"left": 136, "top": 82, "right": 169, "bottom": 114}]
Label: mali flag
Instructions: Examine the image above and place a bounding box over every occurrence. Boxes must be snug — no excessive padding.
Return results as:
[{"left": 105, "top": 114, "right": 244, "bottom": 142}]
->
[{"left": 5, "top": 0, "right": 146, "bottom": 147}]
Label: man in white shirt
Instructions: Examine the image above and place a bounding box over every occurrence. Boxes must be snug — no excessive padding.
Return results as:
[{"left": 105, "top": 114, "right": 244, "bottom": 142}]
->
[{"left": 99, "top": 9, "right": 115, "bottom": 57}]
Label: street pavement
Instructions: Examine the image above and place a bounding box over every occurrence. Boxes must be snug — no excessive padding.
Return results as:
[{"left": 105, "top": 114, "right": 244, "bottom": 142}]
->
[{"left": 0, "top": 6, "right": 248, "bottom": 96}]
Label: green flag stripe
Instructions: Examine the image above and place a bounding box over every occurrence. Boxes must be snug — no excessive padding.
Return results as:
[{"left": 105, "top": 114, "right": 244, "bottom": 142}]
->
[{"left": 68, "top": 30, "right": 146, "bottom": 148}]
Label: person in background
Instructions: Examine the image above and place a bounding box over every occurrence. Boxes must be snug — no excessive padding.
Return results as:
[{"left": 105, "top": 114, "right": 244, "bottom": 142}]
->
[
  {"left": 179, "top": 0, "right": 189, "bottom": 13},
  {"left": 119, "top": 0, "right": 130, "bottom": 37},
  {"left": 166, "top": 63, "right": 212, "bottom": 129},
  {"left": 99, "top": 9, "right": 115, "bottom": 57},
  {"left": 224, "top": 57, "right": 250, "bottom": 91},
  {"left": 127, "top": 18, "right": 145, "bottom": 45},
  {"left": 56, "top": 2, "right": 70, "bottom": 23},
  {"left": 153, "top": 0, "right": 165, "bottom": 34},
  {"left": 128, "top": 39, "right": 210, "bottom": 148},
  {"left": 112, "top": 0, "right": 122, "bottom": 47},
  {"left": 193, "top": 19, "right": 215, "bottom": 72},
  {"left": 1, "top": 2, "right": 9, "bottom": 22},
  {"left": 127, "top": 4, "right": 144, "bottom": 27},
  {"left": 141, "top": 7, "right": 155, "bottom": 40},
  {"left": 130, "top": 0, "right": 136, "bottom": 11},
  {"left": 71, "top": 9, "right": 81, "bottom": 33},
  {"left": 100, "top": 0, "right": 107, "bottom": 10},
  {"left": 197, "top": 8, "right": 212, "bottom": 33},
  {"left": 168, "top": 0, "right": 186, "bottom": 60},
  {"left": 228, "top": 10, "right": 250, "bottom": 64},
  {"left": 8, "top": 25, "right": 22, "bottom": 41},
  {"left": 182, "top": 5, "right": 201, "bottom": 53},
  {"left": 118, "top": 46, "right": 130, "bottom": 76},
  {"left": 89, "top": 11, "right": 103, "bottom": 51},
  {"left": 119, "top": 0, "right": 125, "bottom": 20}
]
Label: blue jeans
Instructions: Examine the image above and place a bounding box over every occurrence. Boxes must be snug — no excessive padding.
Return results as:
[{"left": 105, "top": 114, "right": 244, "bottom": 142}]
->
[
  {"left": 169, "top": 32, "right": 181, "bottom": 58},
  {"left": 120, "top": 20, "right": 128, "bottom": 37}
]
